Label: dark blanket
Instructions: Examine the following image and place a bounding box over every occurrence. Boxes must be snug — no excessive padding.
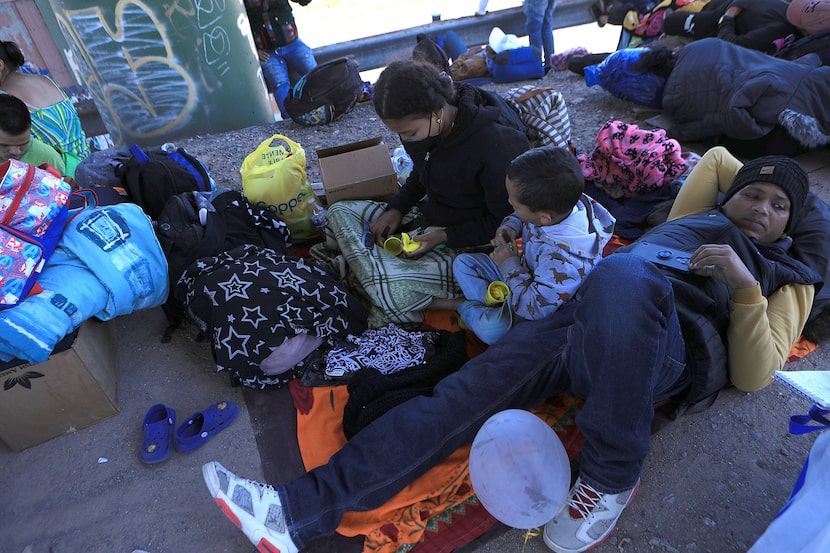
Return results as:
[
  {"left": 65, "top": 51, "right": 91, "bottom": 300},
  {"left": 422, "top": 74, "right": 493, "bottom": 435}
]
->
[
  {"left": 177, "top": 244, "right": 369, "bottom": 388},
  {"left": 662, "top": 38, "right": 830, "bottom": 150},
  {"left": 584, "top": 180, "right": 680, "bottom": 241}
]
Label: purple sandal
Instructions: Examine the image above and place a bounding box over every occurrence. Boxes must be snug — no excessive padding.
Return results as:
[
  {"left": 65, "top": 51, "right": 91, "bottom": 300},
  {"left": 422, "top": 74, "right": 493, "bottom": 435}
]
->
[
  {"left": 140, "top": 403, "right": 176, "bottom": 464},
  {"left": 175, "top": 400, "right": 239, "bottom": 453}
]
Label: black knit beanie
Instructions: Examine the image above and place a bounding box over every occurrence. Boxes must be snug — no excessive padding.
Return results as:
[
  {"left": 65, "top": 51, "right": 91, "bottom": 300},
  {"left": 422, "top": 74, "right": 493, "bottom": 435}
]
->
[{"left": 722, "top": 156, "right": 809, "bottom": 233}]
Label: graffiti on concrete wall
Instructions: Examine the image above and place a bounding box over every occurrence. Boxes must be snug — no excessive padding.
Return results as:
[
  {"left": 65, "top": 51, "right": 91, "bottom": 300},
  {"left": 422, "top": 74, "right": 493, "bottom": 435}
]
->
[
  {"left": 52, "top": 0, "right": 269, "bottom": 146},
  {"left": 195, "top": 0, "right": 232, "bottom": 78}
]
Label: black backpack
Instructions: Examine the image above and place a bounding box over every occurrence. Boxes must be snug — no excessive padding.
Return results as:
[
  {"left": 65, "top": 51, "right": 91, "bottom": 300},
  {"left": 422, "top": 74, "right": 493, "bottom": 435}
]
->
[
  {"left": 116, "top": 144, "right": 214, "bottom": 219},
  {"left": 412, "top": 34, "right": 450, "bottom": 72},
  {"left": 283, "top": 56, "right": 363, "bottom": 126},
  {"left": 155, "top": 189, "right": 292, "bottom": 340}
]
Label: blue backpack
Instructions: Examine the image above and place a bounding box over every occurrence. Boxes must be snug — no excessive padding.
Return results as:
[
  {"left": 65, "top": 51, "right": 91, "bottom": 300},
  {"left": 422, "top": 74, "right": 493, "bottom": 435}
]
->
[{"left": 491, "top": 46, "right": 545, "bottom": 83}]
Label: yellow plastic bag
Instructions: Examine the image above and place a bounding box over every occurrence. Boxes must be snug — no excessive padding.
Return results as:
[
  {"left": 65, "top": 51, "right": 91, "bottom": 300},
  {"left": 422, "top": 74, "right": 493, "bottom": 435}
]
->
[{"left": 240, "top": 134, "right": 321, "bottom": 243}]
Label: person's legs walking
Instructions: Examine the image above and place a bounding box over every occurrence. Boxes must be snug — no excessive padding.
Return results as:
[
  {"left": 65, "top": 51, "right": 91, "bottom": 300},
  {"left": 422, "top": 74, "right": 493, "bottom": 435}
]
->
[
  {"left": 542, "top": 0, "right": 557, "bottom": 66},
  {"left": 524, "top": 0, "right": 555, "bottom": 65},
  {"left": 544, "top": 254, "right": 689, "bottom": 552}
]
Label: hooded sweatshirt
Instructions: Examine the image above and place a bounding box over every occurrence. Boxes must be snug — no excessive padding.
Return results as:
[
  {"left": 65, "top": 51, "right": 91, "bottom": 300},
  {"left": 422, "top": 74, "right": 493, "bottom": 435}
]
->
[
  {"left": 498, "top": 194, "right": 616, "bottom": 320},
  {"left": 387, "top": 83, "right": 531, "bottom": 248}
]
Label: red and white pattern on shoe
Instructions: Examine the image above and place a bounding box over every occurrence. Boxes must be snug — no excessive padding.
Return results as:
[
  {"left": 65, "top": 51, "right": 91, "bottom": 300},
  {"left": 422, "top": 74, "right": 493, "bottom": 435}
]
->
[
  {"left": 543, "top": 476, "right": 640, "bottom": 553},
  {"left": 202, "top": 461, "right": 300, "bottom": 553}
]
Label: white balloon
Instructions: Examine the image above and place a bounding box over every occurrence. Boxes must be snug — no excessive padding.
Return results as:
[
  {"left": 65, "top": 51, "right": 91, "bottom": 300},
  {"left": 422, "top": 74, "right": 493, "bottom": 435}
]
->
[{"left": 469, "top": 409, "right": 571, "bottom": 529}]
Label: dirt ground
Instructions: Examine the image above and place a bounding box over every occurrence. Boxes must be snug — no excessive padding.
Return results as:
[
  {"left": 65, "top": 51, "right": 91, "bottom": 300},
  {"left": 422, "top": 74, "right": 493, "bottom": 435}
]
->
[{"left": 3, "top": 26, "right": 828, "bottom": 553}]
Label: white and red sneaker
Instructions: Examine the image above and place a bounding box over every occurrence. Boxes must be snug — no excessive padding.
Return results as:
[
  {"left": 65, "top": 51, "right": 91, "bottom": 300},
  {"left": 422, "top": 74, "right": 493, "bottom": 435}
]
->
[
  {"left": 202, "top": 461, "right": 299, "bottom": 553},
  {"left": 543, "top": 476, "right": 640, "bottom": 553}
]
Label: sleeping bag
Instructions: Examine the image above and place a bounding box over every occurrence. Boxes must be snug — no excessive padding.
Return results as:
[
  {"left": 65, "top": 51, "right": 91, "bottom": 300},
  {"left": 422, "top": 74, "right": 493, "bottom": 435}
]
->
[{"left": 661, "top": 38, "right": 830, "bottom": 151}]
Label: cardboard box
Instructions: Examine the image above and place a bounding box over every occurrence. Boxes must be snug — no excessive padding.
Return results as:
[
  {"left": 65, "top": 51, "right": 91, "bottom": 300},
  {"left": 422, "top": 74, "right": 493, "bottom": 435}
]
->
[
  {"left": 317, "top": 137, "right": 400, "bottom": 204},
  {"left": 0, "top": 320, "right": 119, "bottom": 451}
]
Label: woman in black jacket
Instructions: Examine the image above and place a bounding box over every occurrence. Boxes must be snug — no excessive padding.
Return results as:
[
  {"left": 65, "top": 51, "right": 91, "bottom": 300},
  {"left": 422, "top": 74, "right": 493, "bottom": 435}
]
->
[
  {"left": 316, "top": 60, "right": 532, "bottom": 325},
  {"left": 370, "top": 60, "right": 532, "bottom": 253}
]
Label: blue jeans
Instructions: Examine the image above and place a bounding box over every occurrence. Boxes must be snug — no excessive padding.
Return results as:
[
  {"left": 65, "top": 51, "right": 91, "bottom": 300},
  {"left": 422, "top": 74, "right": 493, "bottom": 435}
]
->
[
  {"left": 278, "top": 254, "right": 689, "bottom": 548},
  {"left": 260, "top": 38, "right": 317, "bottom": 115},
  {"left": 453, "top": 252, "right": 514, "bottom": 344},
  {"left": 524, "top": 0, "right": 557, "bottom": 65}
]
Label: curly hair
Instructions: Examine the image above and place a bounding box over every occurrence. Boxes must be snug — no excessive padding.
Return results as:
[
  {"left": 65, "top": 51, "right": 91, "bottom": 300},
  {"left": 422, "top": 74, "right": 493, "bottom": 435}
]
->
[
  {"left": 372, "top": 60, "right": 456, "bottom": 120},
  {"left": 0, "top": 41, "right": 26, "bottom": 72}
]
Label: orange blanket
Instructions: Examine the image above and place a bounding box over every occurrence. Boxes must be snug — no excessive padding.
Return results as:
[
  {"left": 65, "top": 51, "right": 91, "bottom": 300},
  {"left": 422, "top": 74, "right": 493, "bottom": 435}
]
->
[
  {"left": 294, "top": 258, "right": 816, "bottom": 553},
  {"left": 296, "top": 385, "right": 583, "bottom": 553},
  {"left": 296, "top": 310, "right": 584, "bottom": 553}
]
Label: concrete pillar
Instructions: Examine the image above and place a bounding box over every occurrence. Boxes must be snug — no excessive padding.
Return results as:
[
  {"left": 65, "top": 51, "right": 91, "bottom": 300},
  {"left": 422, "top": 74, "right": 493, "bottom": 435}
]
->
[{"left": 40, "top": 0, "right": 273, "bottom": 147}]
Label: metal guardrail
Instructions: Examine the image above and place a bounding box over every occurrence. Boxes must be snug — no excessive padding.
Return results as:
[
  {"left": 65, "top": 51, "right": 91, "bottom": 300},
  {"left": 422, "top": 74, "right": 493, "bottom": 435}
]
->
[{"left": 313, "top": 0, "right": 596, "bottom": 70}]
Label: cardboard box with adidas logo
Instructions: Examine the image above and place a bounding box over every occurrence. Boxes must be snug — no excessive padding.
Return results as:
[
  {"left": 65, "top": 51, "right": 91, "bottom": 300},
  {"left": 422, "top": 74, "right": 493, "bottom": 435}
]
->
[{"left": 0, "top": 320, "right": 119, "bottom": 452}]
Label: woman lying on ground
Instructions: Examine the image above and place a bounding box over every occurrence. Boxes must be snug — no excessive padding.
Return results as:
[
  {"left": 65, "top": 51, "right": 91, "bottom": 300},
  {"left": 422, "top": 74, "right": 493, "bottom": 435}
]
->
[{"left": 635, "top": 37, "right": 830, "bottom": 156}]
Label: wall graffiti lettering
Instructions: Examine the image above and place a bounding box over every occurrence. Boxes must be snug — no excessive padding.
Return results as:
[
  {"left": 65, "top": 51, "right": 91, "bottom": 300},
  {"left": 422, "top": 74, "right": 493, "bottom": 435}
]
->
[
  {"left": 50, "top": 0, "right": 270, "bottom": 146},
  {"left": 197, "top": 0, "right": 231, "bottom": 77},
  {"left": 56, "top": 0, "right": 196, "bottom": 145}
]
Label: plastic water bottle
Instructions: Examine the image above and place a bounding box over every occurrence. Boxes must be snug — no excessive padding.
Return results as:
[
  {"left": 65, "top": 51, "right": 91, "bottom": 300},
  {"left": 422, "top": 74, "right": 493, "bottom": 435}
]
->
[
  {"left": 308, "top": 197, "right": 327, "bottom": 229},
  {"left": 391, "top": 145, "right": 413, "bottom": 185}
]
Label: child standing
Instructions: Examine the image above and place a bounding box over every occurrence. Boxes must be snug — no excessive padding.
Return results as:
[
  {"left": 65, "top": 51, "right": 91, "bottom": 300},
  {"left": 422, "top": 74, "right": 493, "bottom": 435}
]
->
[{"left": 453, "top": 146, "right": 615, "bottom": 343}]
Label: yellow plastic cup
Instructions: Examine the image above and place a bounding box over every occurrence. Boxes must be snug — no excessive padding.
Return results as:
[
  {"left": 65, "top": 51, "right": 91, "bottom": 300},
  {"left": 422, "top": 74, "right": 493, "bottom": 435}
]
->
[
  {"left": 383, "top": 236, "right": 403, "bottom": 255},
  {"left": 401, "top": 232, "right": 421, "bottom": 253},
  {"left": 485, "top": 281, "right": 510, "bottom": 306},
  {"left": 383, "top": 233, "right": 421, "bottom": 256}
]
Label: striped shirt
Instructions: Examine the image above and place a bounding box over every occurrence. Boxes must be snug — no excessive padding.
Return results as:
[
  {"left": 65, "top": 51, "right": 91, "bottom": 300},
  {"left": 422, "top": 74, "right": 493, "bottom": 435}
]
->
[{"left": 28, "top": 97, "right": 90, "bottom": 159}]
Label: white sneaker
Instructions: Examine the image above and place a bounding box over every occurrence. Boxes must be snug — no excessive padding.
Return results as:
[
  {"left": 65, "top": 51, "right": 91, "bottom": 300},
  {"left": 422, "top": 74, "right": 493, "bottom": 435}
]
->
[
  {"left": 543, "top": 476, "right": 639, "bottom": 553},
  {"left": 202, "top": 461, "right": 299, "bottom": 553}
]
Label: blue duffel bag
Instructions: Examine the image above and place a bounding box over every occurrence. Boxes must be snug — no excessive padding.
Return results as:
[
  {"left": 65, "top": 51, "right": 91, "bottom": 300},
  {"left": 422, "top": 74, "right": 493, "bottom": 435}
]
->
[{"left": 491, "top": 46, "right": 544, "bottom": 83}]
